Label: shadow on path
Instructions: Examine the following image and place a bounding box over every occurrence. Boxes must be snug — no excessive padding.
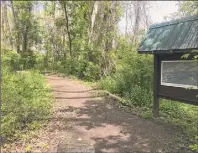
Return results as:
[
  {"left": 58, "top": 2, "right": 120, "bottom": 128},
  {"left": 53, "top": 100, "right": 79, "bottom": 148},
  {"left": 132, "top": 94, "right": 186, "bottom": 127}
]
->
[{"left": 55, "top": 97, "right": 192, "bottom": 153}]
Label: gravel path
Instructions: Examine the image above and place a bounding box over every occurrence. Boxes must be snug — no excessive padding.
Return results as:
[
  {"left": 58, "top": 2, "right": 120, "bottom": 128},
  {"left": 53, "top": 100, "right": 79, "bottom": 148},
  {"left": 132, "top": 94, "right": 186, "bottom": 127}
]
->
[{"left": 2, "top": 74, "right": 193, "bottom": 153}]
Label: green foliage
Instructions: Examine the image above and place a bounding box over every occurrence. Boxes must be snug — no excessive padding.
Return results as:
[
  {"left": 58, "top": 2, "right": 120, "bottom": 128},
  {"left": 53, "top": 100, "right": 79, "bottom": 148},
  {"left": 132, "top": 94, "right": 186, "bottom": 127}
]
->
[
  {"left": 189, "top": 136, "right": 198, "bottom": 151},
  {"left": 125, "top": 85, "right": 153, "bottom": 107},
  {"left": 11, "top": 1, "right": 42, "bottom": 55},
  {"left": 1, "top": 53, "right": 52, "bottom": 141},
  {"left": 140, "top": 111, "right": 152, "bottom": 119},
  {"left": 177, "top": 1, "right": 198, "bottom": 16},
  {"left": 100, "top": 39, "right": 153, "bottom": 107},
  {"left": 25, "top": 145, "right": 32, "bottom": 153},
  {"left": 20, "top": 55, "right": 37, "bottom": 70},
  {"left": 34, "top": 54, "right": 46, "bottom": 71},
  {"left": 83, "top": 62, "right": 100, "bottom": 81},
  {"left": 168, "top": 1, "right": 198, "bottom": 19},
  {"left": 100, "top": 76, "right": 119, "bottom": 93},
  {"left": 41, "top": 1, "right": 121, "bottom": 81},
  {"left": 2, "top": 51, "right": 21, "bottom": 70},
  {"left": 160, "top": 100, "right": 198, "bottom": 136},
  {"left": 2, "top": 51, "right": 45, "bottom": 71}
]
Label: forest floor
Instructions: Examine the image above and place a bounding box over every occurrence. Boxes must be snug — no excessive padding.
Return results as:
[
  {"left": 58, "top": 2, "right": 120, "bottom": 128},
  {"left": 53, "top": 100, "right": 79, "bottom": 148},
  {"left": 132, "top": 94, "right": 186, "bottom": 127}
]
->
[{"left": 2, "top": 75, "right": 194, "bottom": 153}]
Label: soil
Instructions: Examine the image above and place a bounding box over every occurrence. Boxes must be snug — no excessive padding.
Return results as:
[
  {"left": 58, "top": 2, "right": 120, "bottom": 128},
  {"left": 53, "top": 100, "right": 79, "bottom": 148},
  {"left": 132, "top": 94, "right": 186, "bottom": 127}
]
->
[{"left": 2, "top": 75, "right": 194, "bottom": 153}]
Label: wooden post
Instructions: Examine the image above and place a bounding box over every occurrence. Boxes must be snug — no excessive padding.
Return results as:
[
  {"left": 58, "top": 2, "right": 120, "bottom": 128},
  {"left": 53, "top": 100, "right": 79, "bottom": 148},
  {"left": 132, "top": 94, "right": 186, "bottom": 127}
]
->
[{"left": 153, "top": 54, "right": 159, "bottom": 117}]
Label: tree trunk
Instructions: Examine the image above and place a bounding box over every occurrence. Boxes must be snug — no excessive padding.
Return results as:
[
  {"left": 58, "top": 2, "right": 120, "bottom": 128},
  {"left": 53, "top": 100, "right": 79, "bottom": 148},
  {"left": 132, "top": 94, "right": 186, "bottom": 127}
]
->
[
  {"left": 89, "top": 1, "right": 98, "bottom": 45},
  {"left": 5, "top": 3, "right": 13, "bottom": 50},
  {"left": 22, "top": 26, "right": 28, "bottom": 54},
  {"left": 10, "top": 0, "right": 20, "bottom": 53},
  {"left": 1, "top": 2, "right": 5, "bottom": 43},
  {"left": 125, "top": 3, "right": 128, "bottom": 37},
  {"left": 22, "top": 5, "right": 32, "bottom": 55},
  {"left": 133, "top": 1, "right": 141, "bottom": 44},
  {"left": 51, "top": 1, "right": 56, "bottom": 71},
  {"left": 63, "top": 1, "right": 72, "bottom": 59},
  {"left": 62, "top": 32, "right": 66, "bottom": 59}
]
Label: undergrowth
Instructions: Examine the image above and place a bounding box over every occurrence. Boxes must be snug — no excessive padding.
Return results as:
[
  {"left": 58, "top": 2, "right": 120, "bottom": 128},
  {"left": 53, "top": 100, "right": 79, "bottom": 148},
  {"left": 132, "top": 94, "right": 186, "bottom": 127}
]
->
[{"left": 1, "top": 51, "right": 53, "bottom": 142}]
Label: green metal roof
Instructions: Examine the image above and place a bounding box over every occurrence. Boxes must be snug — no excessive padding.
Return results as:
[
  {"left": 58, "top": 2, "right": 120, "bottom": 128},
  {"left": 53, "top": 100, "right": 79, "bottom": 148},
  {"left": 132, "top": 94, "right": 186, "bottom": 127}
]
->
[{"left": 137, "top": 15, "right": 198, "bottom": 54}]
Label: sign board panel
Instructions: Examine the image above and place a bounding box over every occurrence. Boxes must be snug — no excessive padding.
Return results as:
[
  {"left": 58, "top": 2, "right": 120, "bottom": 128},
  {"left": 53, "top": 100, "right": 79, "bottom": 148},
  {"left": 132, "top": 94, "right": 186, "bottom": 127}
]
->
[{"left": 161, "top": 60, "right": 198, "bottom": 89}]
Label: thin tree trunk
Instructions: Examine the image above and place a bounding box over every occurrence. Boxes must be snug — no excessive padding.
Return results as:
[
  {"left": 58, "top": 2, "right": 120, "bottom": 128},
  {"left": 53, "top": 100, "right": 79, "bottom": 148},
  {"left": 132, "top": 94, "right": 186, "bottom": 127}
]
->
[
  {"left": 2, "top": 1, "right": 13, "bottom": 49},
  {"left": 133, "top": 1, "right": 141, "bottom": 44},
  {"left": 125, "top": 7, "right": 128, "bottom": 38},
  {"left": 22, "top": 5, "right": 32, "bottom": 55},
  {"left": 1, "top": 2, "right": 6, "bottom": 45},
  {"left": 62, "top": 32, "right": 66, "bottom": 59},
  {"left": 63, "top": 1, "right": 72, "bottom": 59},
  {"left": 89, "top": 1, "right": 98, "bottom": 45},
  {"left": 51, "top": 1, "right": 56, "bottom": 71},
  {"left": 10, "top": 0, "right": 20, "bottom": 53},
  {"left": 4, "top": 2, "right": 13, "bottom": 49},
  {"left": 22, "top": 26, "right": 28, "bottom": 54}
]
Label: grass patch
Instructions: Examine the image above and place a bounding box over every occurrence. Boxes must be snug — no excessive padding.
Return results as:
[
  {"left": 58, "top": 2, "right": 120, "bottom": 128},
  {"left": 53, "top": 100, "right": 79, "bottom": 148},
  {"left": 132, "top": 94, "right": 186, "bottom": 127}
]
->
[
  {"left": 140, "top": 111, "right": 153, "bottom": 120},
  {"left": 2, "top": 68, "right": 52, "bottom": 142}
]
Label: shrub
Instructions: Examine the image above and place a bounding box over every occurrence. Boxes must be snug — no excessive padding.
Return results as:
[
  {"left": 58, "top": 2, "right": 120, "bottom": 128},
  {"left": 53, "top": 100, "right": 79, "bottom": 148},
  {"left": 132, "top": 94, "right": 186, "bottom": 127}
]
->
[
  {"left": 83, "top": 62, "right": 100, "bottom": 81},
  {"left": 160, "top": 100, "right": 198, "bottom": 138},
  {"left": 2, "top": 51, "right": 21, "bottom": 71},
  {"left": 100, "top": 50, "right": 153, "bottom": 107},
  {"left": 20, "top": 54, "right": 37, "bottom": 70},
  {"left": 100, "top": 76, "right": 119, "bottom": 93},
  {"left": 34, "top": 54, "right": 46, "bottom": 71},
  {"left": 125, "top": 84, "right": 153, "bottom": 107},
  {"left": 1, "top": 66, "right": 52, "bottom": 141}
]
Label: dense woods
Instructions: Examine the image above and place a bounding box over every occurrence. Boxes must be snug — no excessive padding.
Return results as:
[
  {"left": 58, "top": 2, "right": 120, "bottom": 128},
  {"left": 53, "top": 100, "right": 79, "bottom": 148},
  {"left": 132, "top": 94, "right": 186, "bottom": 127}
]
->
[
  {"left": 1, "top": 1, "right": 198, "bottom": 151},
  {"left": 1, "top": 1, "right": 151, "bottom": 77}
]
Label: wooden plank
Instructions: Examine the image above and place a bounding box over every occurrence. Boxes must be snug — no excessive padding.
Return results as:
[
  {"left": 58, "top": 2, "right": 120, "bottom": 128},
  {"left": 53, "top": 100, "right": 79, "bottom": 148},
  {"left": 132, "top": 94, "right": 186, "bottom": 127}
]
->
[
  {"left": 159, "top": 86, "right": 198, "bottom": 105},
  {"left": 153, "top": 55, "right": 160, "bottom": 117},
  {"left": 158, "top": 53, "right": 198, "bottom": 105}
]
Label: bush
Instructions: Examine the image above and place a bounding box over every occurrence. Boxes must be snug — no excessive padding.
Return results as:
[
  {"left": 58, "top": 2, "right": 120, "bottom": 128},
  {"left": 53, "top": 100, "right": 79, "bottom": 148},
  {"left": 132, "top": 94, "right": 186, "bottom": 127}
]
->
[
  {"left": 83, "top": 62, "right": 100, "bottom": 81},
  {"left": 125, "top": 84, "right": 153, "bottom": 107},
  {"left": 100, "top": 49, "right": 153, "bottom": 107},
  {"left": 100, "top": 76, "right": 119, "bottom": 93},
  {"left": 53, "top": 57, "right": 100, "bottom": 82},
  {"left": 2, "top": 51, "right": 21, "bottom": 71},
  {"left": 1, "top": 51, "right": 45, "bottom": 71},
  {"left": 20, "top": 54, "right": 37, "bottom": 70},
  {"left": 160, "top": 100, "right": 198, "bottom": 138},
  {"left": 1, "top": 66, "right": 52, "bottom": 141},
  {"left": 34, "top": 54, "right": 46, "bottom": 71}
]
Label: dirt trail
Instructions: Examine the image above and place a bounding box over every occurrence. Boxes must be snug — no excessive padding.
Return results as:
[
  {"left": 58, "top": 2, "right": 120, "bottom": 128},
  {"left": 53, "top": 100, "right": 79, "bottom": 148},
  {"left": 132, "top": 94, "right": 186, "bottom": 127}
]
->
[
  {"left": 3, "top": 74, "right": 193, "bottom": 153},
  {"left": 43, "top": 75, "right": 193, "bottom": 153}
]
